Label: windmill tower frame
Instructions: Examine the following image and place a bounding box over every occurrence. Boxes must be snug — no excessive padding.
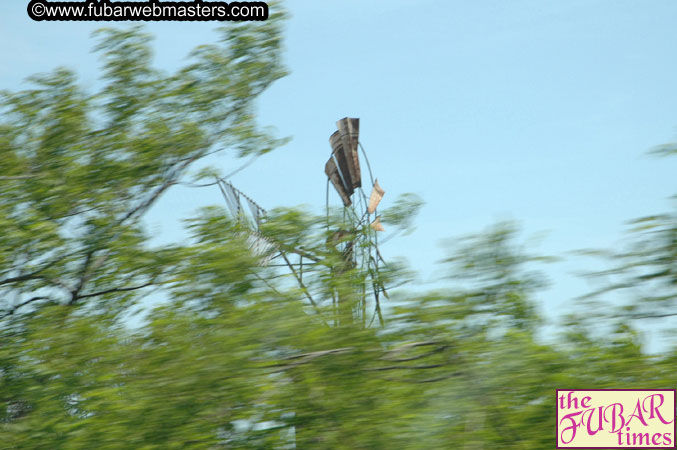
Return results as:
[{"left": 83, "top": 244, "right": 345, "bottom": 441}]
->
[{"left": 205, "top": 118, "right": 387, "bottom": 327}]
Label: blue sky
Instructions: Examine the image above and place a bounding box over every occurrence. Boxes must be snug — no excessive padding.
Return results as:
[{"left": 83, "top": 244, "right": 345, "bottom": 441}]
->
[{"left": 2, "top": 1, "right": 677, "bottom": 338}]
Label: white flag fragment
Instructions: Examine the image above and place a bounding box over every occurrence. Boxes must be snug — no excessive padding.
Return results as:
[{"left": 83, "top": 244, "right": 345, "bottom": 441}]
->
[
  {"left": 370, "top": 216, "right": 385, "bottom": 232},
  {"left": 367, "top": 179, "right": 385, "bottom": 214}
]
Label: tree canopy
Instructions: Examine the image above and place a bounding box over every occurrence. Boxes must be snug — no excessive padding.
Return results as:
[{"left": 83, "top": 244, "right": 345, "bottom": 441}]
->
[{"left": 2, "top": 10, "right": 677, "bottom": 449}]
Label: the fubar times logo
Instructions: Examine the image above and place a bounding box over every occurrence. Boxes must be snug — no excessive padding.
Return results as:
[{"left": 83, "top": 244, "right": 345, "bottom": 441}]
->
[{"left": 557, "top": 390, "right": 676, "bottom": 448}]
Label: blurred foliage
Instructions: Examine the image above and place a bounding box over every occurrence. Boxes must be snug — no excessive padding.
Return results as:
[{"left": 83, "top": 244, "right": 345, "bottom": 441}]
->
[
  {"left": 380, "top": 193, "right": 423, "bottom": 236},
  {"left": 1, "top": 9, "right": 677, "bottom": 450},
  {"left": 575, "top": 148, "right": 677, "bottom": 335},
  {"left": 578, "top": 211, "right": 677, "bottom": 320}
]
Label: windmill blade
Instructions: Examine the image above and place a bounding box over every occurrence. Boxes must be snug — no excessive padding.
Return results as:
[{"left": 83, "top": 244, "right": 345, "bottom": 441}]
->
[
  {"left": 329, "top": 131, "right": 355, "bottom": 197},
  {"left": 336, "top": 117, "right": 361, "bottom": 189},
  {"left": 325, "top": 158, "right": 352, "bottom": 206}
]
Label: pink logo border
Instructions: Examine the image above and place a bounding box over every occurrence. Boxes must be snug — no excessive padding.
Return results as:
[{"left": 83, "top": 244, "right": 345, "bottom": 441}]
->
[{"left": 556, "top": 389, "right": 677, "bottom": 449}]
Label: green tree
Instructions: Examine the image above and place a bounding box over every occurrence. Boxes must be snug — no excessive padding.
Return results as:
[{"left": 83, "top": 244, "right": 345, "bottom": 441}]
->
[
  {"left": 0, "top": 13, "right": 293, "bottom": 448},
  {"left": 3, "top": 9, "right": 677, "bottom": 449},
  {"left": 575, "top": 147, "right": 677, "bottom": 341}
]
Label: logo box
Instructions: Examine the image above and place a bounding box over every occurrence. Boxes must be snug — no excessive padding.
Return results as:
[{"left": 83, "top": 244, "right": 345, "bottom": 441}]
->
[{"left": 556, "top": 389, "right": 676, "bottom": 449}]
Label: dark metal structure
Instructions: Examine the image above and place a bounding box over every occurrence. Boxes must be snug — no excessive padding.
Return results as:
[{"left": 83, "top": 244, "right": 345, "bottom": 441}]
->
[
  {"left": 206, "top": 118, "right": 387, "bottom": 327},
  {"left": 323, "top": 118, "right": 387, "bottom": 326},
  {"left": 325, "top": 118, "right": 361, "bottom": 206}
]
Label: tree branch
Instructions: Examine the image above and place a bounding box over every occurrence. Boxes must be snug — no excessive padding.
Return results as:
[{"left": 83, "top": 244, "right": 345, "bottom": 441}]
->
[
  {"left": 1, "top": 296, "right": 50, "bottom": 319},
  {"left": 382, "top": 345, "right": 449, "bottom": 363},
  {"left": 77, "top": 281, "right": 155, "bottom": 300},
  {"left": 0, "top": 258, "right": 62, "bottom": 286},
  {"left": 70, "top": 250, "right": 94, "bottom": 305},
  {"left": 380, "top": 372, "right": 464, "bottom": 384},
  {"left": 369, "top": 363, "right": 446, "bottom": 371},
  {"left": 627, "top": 312, "right": 677, "bottom": 320},
  {"left": 0, "top": 175, "right": 35, "bottom": 180},
  {"left": 67, "top": 155, "right": 200, "bottom": 305},
  {"left": 269, "top": 347, "right": 354, "bottom": 372}
]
